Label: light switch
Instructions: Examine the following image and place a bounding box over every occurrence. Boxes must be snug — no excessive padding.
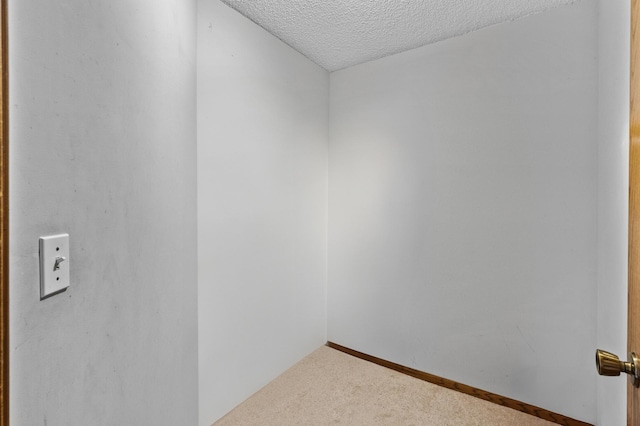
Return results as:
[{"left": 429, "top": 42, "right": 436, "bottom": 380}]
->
[{"left": 39, "top": 234, "right": 69, "bottom": 299}]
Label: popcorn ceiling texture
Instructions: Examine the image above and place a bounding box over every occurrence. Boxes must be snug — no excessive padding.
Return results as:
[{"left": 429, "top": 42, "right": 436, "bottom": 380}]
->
[{"left": 219, "top": 0, "right": 581, "bottom": 71}]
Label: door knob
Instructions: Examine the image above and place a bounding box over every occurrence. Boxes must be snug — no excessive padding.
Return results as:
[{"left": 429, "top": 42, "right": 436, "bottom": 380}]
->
[{"left": 595, "top": 349, "right": 640, "bottom": 387}]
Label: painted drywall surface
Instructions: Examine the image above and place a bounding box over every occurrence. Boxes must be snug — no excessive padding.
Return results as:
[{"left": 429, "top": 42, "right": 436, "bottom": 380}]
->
[
  {"left": 597, "top": 0, "right": 630, "bottom": 424},
  {"left": 328, "top": 1, "right": 597, "bottom": 422},
  {"left": 9, "top": 1, "right": 198, "bottom": 425},
  {"left": 197, "top": 1, "right": 329, "bottom": 424}
]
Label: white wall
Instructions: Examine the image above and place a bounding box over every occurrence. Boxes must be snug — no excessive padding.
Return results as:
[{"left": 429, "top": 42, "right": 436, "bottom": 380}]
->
[
  {"left": 597, "top": 0, "right": 630, "bottom": 425},
  {"left": 10, "top": 0, "right": 619, "bottom": 423},
  {"left": 328, "top": 1, "right": 598, "bottom": 422},
  {"left": 197, "top": 1, "right": 329, "bottom": 424},
  {"left": 9, "top": 0, "right": 198, "bottom": 424}
]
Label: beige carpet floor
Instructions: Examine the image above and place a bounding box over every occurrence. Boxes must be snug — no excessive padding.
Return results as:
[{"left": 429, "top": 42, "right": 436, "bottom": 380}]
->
[{"left": 213, "top": 346, "right": 556, "bottom": 426}]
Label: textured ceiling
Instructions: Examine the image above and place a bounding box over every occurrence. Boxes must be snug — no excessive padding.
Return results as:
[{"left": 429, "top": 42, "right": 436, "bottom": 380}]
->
[{"left": 219, "top": 0, "right": 580, "bottom": 71}]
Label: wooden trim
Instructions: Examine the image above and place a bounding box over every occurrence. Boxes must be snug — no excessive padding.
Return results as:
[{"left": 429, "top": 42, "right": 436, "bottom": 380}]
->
[
  {"left": 326, "top": 342, "right": 592, "bottom": 426},
  {"left": 1, "top": 0, "right": 7, "bottom": 423},
  {"left": 632, "top": 1, "right": 640, "bottom": 424}
]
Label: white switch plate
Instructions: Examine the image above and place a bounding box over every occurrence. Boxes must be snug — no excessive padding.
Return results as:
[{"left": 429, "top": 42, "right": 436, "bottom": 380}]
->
[{"left": 39, "top": 234, "right": 69, "bottom": 299}]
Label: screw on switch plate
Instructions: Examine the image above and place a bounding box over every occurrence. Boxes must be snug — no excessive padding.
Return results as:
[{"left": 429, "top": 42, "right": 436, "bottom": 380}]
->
[{"left": 39, "top": 234, "right": 70, "bottom": 300}]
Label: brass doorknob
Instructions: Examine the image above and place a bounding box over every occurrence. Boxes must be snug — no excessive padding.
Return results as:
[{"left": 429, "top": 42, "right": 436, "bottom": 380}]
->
[{"left": 596, "top": 349, "right": 640, "bottom": 387}]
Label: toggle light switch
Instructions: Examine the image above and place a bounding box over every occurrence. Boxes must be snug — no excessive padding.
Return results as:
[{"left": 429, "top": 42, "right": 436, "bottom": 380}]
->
[{"left": 39, "top": 234, "right": 70, "bottom": 299}]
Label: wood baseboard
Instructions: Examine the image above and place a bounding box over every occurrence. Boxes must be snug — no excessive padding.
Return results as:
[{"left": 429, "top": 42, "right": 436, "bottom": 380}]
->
[{"left": 326, "top": 342, "right": 592, "bottom": 426}]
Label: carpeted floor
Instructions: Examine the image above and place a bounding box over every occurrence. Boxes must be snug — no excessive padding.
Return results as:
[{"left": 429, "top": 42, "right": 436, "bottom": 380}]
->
[{"left": 213, "top": 346, "right": 555, "bottom": 426}]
